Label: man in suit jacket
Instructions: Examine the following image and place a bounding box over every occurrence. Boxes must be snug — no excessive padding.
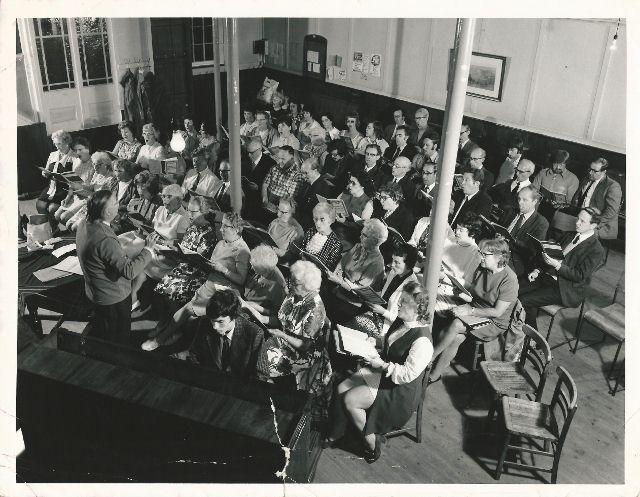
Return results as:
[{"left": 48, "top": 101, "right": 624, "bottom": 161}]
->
[
  {"left": 213, "top": 159, "right": 245, "bottom": 213},
  {"left": 383, "top": 109, "right": 408, "bottom": 143},
  {"left": 409, "top": 107, "right": 433, "bottom": 146},
  {"left": 244, "top": 136, "right": 276, "bottom": 189},
  {"left": 490, "top": 158, "right": 536, "bottom": 223},
  {"left": 449, "top": 169, "right": 493, "bottom": 228},
  {"left": 382, "top": 156, "right": 418, "bottom": 206},
  {"left": 188, "top": 289, "right": 264, "bottom": 378},
  {"left": 353, "top": 143, "right": 389, "bottom": 191},
  {"left": 295, "top": 157, "right": 334, "bottom": 228},
  {"left": 502, "top": 186, "right": 549, "bottom": 277},
  {"left": 457, "top": 123, "right": 477, "bottom": 168},
  {"left": 519, "top": 207, "right": 605, "bottom": 329},
  {"left": 383, "top": 126, "right": 417, "bottom": 163},
  {"left": 569, "top": 158, "right": 622, "bottom": 240},
  {"left": 465, "top": 146, "right": 494, "bottom": 191}
]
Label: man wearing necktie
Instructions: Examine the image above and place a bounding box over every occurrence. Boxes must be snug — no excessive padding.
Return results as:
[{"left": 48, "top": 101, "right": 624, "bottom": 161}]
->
[
  {"left": 489, "top": 158, "right": 536, "bottom": 225},
  {"left": 187, "top": 289, "right": 264, "bottom": 378},
  {"left": 449, "top": 170, "right": 493, "bottom": 228},
  {"left": 383, "top": 126, "right": 416, "bottom": 163},
  {"left": 502, "top": 186, "right": 549, "bottom": 277},
  {"left": 518, "top": 207, "right": 604, "bottom": 329},
  {"left": 181, "top": 148, "right": 221, "bottom": 199}
]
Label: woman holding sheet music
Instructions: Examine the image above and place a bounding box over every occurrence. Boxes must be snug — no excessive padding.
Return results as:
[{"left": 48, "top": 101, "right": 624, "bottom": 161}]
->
[
  {"left": 299, "top": 202, "right": 343, "bottom": 272},
  {"left": 338, "top": 171, "right": 374, "bottom": 221},
  {"left": 325, "top": 280, "right": 433, "bottom": 464},
  {"left": 429, "top": 238, "right": 519, "bottom": 383},
  {"left": 267, "top": 196, "right": 304, "bottom": 260},
  {"left": 36, "top": 129, "right": 78, "bottom": 216},
  {"left": 270, "top": 116, "right": 301, "bottom": 150}
]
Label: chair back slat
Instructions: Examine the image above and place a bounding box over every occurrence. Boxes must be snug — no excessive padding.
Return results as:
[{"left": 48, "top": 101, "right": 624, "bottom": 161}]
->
[
  {"left": 521, "top": 325, "right": 553, "bottom": 400},
  {"left": 550, "top": 366, "right": 578, "bottom": 450}
]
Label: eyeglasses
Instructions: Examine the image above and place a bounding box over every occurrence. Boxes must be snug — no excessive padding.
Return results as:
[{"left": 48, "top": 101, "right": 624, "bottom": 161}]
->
[
  {"left": 460, "top": 129, "right": 470, "bottom": 135},
  {"left": 220, "top": 169, "right": 231, "bottom": 173},
  {"left": 277, "top": 209, "right": 290, "bottom": 214},
  {"left": 589, "top": 167, "right": 602, "bottom": 172},
  {"left": 188, "top": 209, "right": 201, "bottom": 214},
  {"left": 423, "top": 170, "right": 436, "bottom": 175},
  {"left": 365, "top": 152, "right": 379, "bottom": 156},
  {"left": 478, "top": 250, "right": 494, "bottom": 257},
  {"left": 378, "top": 195, "right": 390, "bottom": 201},
  {"left": 221, "top": 223, "right": 236, "bottom": 230},
  {"left": 515, "top": 168, "right": 529, "bottom": 173},
  {"left": 415, "top": 116, "right": 428, "bottom": 120},
  {"left": 470, "top": 157, "right": 484, "bottom": 161}
]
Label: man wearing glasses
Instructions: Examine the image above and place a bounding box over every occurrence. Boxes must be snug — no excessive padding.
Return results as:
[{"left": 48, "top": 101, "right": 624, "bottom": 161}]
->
[
  {"left": 465, "top": 147, "right": 494, "bottom": 190},
  {"left": 489, "top": 158, "right": 536, "bottom": 221},
  {"left": 414, "top": 163, "right": 438, "bottom": 217},
  {"left": 411, "top": 107, "right": 432, "bottom": 146},
  {"left": 449, "top": 170, "right": 493, "bottom": 229},
  {"left": 457, "top": 123, "right": 477, "bottom": 167},
  {"left": 383, "top": 109, "right": 407, "bottom": 143}
]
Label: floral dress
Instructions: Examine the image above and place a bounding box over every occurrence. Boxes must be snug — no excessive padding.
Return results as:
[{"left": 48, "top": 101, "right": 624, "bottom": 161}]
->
[
  {"left": 114, "top": 139, "right": 142, "bottom": 161},
  {"left": 154, "top": 220, "right": 217, "bottom": 304},
  {"left": 257, "top": 292, "right": 331, "bottom": 392}
]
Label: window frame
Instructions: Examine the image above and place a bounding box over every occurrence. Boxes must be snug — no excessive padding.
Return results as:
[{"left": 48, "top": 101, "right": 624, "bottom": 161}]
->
[
  {"left": 75, "top": 17, "right": 113, "bottom": 87},
  {"left": 191, "top": 17, "right": 225, "bottom": 67}
]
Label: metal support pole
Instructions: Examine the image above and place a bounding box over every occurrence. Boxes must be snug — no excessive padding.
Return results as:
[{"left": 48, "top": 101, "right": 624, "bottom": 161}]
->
[
  {"left": 225, "top": 18, "right": 243, "bottom": 213},
  {"left": 212, "top": 18, "right": 223, "bottom": 140},
  {"left": 423, "top": 18, "right": 476, "bottom": 322}
]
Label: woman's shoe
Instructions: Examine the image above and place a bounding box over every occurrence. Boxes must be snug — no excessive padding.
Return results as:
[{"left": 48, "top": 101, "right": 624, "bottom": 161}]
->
[
  {"left": 363, "top": 435, "right": 383, "bottom": 464},
  {"left": 141, "top": 339, "right": 159, "bottom": 351}
]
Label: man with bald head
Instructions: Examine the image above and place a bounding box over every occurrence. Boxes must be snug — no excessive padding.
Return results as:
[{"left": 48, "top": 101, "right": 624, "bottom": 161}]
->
[
  {"left": 503, "top": 185, "right": 549, "bottom": 277},
  {"left": 457, "top": 122, "right": 477, "bottom": 167},
  {"left": 465, "top": 146, "right": 494, "bottom": 190},
  {"left": 490, "top": 158, "right": 536, "bottom": 221},
  {"left": 411, "top": 107, "right": 432, "bottom": 146},
  {"left": 383, "top": 156, "right": 418, "bottom": 205},
  {"left": 295, "top": 157, "right": 334, "bottom": 228}
]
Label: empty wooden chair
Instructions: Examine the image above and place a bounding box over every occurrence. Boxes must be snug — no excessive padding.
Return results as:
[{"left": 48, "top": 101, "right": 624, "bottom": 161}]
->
[
  {"left": 572, "top": 272, "right": 624, "bottom": 384},
  {"left": 384, "top": 363, "right": 432, "bottom": 443},
  {"left": 495, "top": 365, "right": 578, "bottom": 483},
  {"left": 480, "top": 324, "right": 552, "bottom": 421}
]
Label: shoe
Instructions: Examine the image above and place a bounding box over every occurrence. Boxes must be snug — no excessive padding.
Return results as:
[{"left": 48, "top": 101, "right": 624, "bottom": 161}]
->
[
  {"left": 131, "top": 300, "right": 141, "bottom": 312},
  {"left": 321, "top": 437, "right": 339, "bottom": 449},
  {"left": 363, "top": 435, "right": 383, "bottom": 464},
  {"left": 141, "top": 339, "right": 159, "bottom": 351}
]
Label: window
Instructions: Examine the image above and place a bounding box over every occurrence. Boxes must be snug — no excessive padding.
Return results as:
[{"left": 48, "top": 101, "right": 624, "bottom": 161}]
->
[
  {"left": 33, "top": 18, "right": 75, "bottom": 91},
  {"left": 75, "top": 18, "right": 113, "bottom": 87},
  {"left": 191, "top": 18, "right": 224, "bottom": 65}
]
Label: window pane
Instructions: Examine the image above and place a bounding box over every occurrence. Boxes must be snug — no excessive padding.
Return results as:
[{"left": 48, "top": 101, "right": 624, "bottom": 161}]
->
[
  {"left": 32, "top": 19, "right": 40, "bottom": 36},
  {"left": 39, "top": 18, "right": 53, "bottom": 36},
  {"left": 192, "top": 18, "right": 203, "bottom": 29},
  {"left": 78, "top": 17, "right": 102, "bottom": 33},
  {"left": 42, "top": 38, "right": 69, "bottom": 85},
  {"left": 192, "top": 25, "right": 203, "bottom": 44},
  {"left": 193, "top": 44, "right": 203, "bottom": 62},
  {"left": 204, "top": 24, "right": 213, "bottom": 43},
  {"left": 76, "top": 18, "right": 113, "bottom": 86},
  {"left": 65, "top": 38, "right": 74, "bottom": 85},
  {"left": 204, "top": 17, "right": 213, "bottom": 28},
  {"left": 204, "top": 43, "right": 213, "bottom": 61},
  {"left": 84, "top": 35, "right": 107, "bottom": 80}
]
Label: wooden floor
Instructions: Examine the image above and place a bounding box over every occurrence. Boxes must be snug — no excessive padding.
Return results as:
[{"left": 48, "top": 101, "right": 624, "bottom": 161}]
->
[{"left": 19, "top": 199, "right": 625, "bottom": 484}]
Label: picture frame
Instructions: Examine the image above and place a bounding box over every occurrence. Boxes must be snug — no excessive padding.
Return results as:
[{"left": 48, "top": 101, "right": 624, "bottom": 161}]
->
[{"left": 448, "top": 51, "right": 507, "bottom": 102}]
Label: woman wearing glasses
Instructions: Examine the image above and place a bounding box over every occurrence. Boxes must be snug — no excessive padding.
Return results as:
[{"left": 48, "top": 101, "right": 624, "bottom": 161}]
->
[
  {"left": 429, "top": 237, "right": 519, "bottom": 383},
  {"left": 267, "top": 196, "right": 305, "bottom": 260}
]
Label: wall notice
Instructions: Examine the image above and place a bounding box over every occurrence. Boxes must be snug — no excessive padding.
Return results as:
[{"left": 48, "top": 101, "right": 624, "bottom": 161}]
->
[
  {"left": 370, "top": 53, "right": 381, "bottom": 77},
  {"left": 352, "top": 51, "right": 363, "bottom": 72}
]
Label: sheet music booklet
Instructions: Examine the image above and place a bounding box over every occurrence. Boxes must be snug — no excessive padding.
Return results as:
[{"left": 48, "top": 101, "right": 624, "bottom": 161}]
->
[{"left": 335, "top": 324, "right": 378, "bottom": 360}]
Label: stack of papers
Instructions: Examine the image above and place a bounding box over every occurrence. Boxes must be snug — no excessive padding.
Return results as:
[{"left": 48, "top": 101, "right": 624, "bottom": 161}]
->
[{"left": 33, "top": 256, "right": 83, "bottom": 282}]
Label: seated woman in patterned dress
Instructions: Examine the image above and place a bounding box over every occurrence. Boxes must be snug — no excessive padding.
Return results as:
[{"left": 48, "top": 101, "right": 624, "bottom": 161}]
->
[
  {"left": 298, "top": 202, "right": 343, "bottom": 272},
  {"left": 256, "top": 261, "right": 331, "bottom": 392},
  {"left": 124, "top": 170, "right": 163, "bottom": 225},
  {"left": 141, "top": 211, "right": 250, "bottom": 351},
  {"left": 325, "top": 280, "right": 433, "bottom": 463},
  {"left": 153, "top": 195, "right": 219, "bottom": 309},
  {"left": 346, "top": 243, "right": 420, "bottom": 340},
  {"left": 112, "top": 120, "right": 142, "bottom": 161}
]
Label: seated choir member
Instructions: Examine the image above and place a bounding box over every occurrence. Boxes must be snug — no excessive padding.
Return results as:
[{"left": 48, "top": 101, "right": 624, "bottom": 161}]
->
[
  {"left": 429, "top": 238, "right": 519, "bottom": 383},
  {"left": 181, "top": 147, "right": 221, "bottom": 198},
  {"left": 252, "top": 111, "right": 277, "bottom": 147},
  {"left": 565, "top": 158, "right": 622, "bottom": 240},
  {"left": 501, "top": 185, "right": 549, "bottom": 277},
  {"left": 301, "top": 126, "right": 329, "bottom": 166},
  {"left": 464, "top": 147, "right": 494, "bottom": 191},
  {"left": 493, "top": 136, "right": 524, "bottom": 186},
  {"left": 267, "top": 196, "right": 304, "bottom": 260},
  {"left": 449, "top": 169, "right": 493, "bottom": 229},
  {"left": 519, "top": 207, "right": 605, "bottom": 330},
  {"left": 320, "top": 113, "right": 341, "bottom": 142},
  {"left": 125, "top": 170, "right": 163, "bottom": 224},
  {"left": 213, "top": 158, "right": 246, "bottom": 213},
  {"left": 239, "top": 108, "right": 257, "bottom": 136},
  {"left": 295, "top": 157, "right": 334, "bottom": 229},
  {"left": 411, "top": 132, "right": 440, "bottom": 175},
  {"left": 256, "top": 261, "right": 332, "bottom": 391},
  {"left": 269, "top": 91, "right": 289, "bottom": 122},
  {"left": 270, "top": 115, "right": 301, "bottom": 150},
  {"left": 488, "top": 158, "right": 536, "bottom": 222},
  {"left": 382, "top": 156, "right": 419, "bottom": 205},
  {"left": 141, "top": 211, "right": 250, "bottom": 351},
  {"left": 57, "top": 150, "right": 116, "bottom": 229},
  {"left": 338, "top": 171, "right": 375, "bottom": 221},
  {"left": 136, "top": 123, "right": 167, "bottom": 168},
  {"left": 240, "top": 245, "right": 288, "bottom": 325},
  {"left": 299, "top": 202, "right": 344, "bottom": 272},
  {"left": 112, "top": 120, "right": 142, "bottom": 161},
  {"left": 36, "top": 129, "right": 78, "bottom": 217},
  {"left": 346, "top": 244, "right": 420, "bottom": 340},
  {"left": 531, "top": 149, "right": 579, "bottom": 219},
  {"left": 183, "top": 288, "right": 264, "bottom": 379},
  {"left": 340, "top": 112, "right": 365, "bottom": 151},
  {"left": 356, "top": 120, "right": 390, "bottom": 157},
  {"left": 297, "top": 106, "right": 322, "bottom": 146},
  {"left": 261, "top": 145, "right": 305, "bottom": 215},
  {"left": 374, "top": 183, "right": 415, "bottom": 242},
  {"left": 154, "top": 195, "right": 218, "bottom": 307},
  {"left": 382, "top": 125, "right": 416, "bottom": 162},
  {"left": 76, "top": 190, "right": 157, "bottom": 344},
  {"left": 130, "top": 183, "right": 189, "bottom": 314},
  {"left": 325, "top": 280, "right": 433, "bottom": 464}
]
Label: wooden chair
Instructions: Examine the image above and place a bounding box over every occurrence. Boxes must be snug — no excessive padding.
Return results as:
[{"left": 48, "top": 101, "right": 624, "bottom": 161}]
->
[
  {"left": 495, "top": 365, "right": 578, "bottom": 483},
  {"left": 480, "top": 324, "right": 552, "bottom": 421},
  {"left": 572, "top": 272, "right": 624, "bottom": 384},
  {"left": 384, "top": 363, "right": 432, "bottom": 443}
]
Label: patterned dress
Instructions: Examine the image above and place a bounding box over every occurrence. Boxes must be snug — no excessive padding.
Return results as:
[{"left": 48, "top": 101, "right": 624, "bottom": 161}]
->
[
  {"left": 257, "top": 292, "right": 331, "bottom": 392},
  {"left": 154, "top": 220, "right": 217, "bottom": 304},
  {"left": 114, "top": 139, "right": 142, "bottom": 161}
]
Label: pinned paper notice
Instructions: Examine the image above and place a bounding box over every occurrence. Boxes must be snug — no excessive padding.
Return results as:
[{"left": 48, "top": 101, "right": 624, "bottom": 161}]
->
[{"left": 306, "top": 50, "right": 319, "bottom": 64}]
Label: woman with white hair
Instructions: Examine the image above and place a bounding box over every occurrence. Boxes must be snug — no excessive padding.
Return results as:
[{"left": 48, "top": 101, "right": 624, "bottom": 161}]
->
[
  {"left": 300, "top": 202, "right": 343, "bottom": 271},
  {"left": 63, "top": 152, "right": 119, "bottom": 231},
  {"left": 36, "top": 129, "right": 78, "bottom": 216},
  {"left": 267, "top": 195, "right": 304, "bottom": 260},
  {"left": 325, "top": 280, "right": 433, "bottom": 464},
  {"left": 131, "top": 183, "right": 189, "bottom": 314},
  {"left": 136, "top": 122, "right": 166, "bottom": 168},
  {"left": 256, "top": 260, "right": 331, "bottom": 391},
  {"left": 241, "top": 244, "right": 288, "bottom": 324}
]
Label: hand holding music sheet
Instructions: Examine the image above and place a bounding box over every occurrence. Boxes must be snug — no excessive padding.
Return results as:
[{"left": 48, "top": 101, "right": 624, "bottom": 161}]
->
[
  {"left": 479, "top": 214, "right": 513, "bottom": 243},
  {"left": 527, "top": 234, "right": 565, "bottom": 260},
  {"left": 291, "top": 241, "right": 330, "bottom": 274},
  {"left": 336, "top": 325, "right": 379, "bottom": 360}
]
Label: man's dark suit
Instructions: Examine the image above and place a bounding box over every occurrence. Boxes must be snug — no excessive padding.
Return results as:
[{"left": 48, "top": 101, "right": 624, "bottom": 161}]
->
[
  {"left": 383, "top": 123, "right": 404, "bottom": 143},
  {"left": 382, "top": 174, "right": 418, "bottom": 208},
  {"left": 189, "top": 315, "right": 264, "bottom": 378},
  {"left": 295, "top": 176, "right": 335, "bottom": 228},
  {"left": 457, "top": 139, "right": 477, "bottom": 167},
  {"left": 373, "top": 204, "right": 415, "bottom": 241},
  {"left": 409, "top": 126, "right": 433, "bottom": 147},
  {"left": 352, "top": 160, "right": 389, "bottom": 191},
  {"left": 383, "top": 144, "right": 417, "bottom": 162},
  {"left": 519, "top": 232, "right": 604, "bottom": 328},
  {"left": 244, "top": 153, "right": 276, "bottom": 190},
  {"left": 489, "top": 180, "right": 523, "bottom": 224},
  {"left": 449, "top": 190, "right": 493, "bottom": 228},
  {"left": 570, "top": 175, "right": 623, "bottom": 240},
  {"left": 504, "top": 211, "right": 549, "bottom": 276}
]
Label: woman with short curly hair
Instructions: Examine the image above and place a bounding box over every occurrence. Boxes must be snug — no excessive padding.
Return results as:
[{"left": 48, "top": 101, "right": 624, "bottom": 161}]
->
[{"left": 113, "top": 120, "right": 142, "bottom": 160}]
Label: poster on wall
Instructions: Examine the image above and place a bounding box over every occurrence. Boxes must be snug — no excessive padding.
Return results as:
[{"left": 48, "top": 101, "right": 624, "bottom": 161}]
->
[
  {"left": 369, "top": 53, "right": 381, "bottom": 77},
  {"left": 352, "top": 51, "right": 363, "bottom": 72},
  {"left": 338, "top": 69, "right": 347, "bottom": 81}
]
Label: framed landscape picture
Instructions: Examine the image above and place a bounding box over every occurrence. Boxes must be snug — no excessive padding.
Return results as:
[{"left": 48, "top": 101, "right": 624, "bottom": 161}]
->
[{"left": 467, "top": 52, "right": 507, "bottom": 101}]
